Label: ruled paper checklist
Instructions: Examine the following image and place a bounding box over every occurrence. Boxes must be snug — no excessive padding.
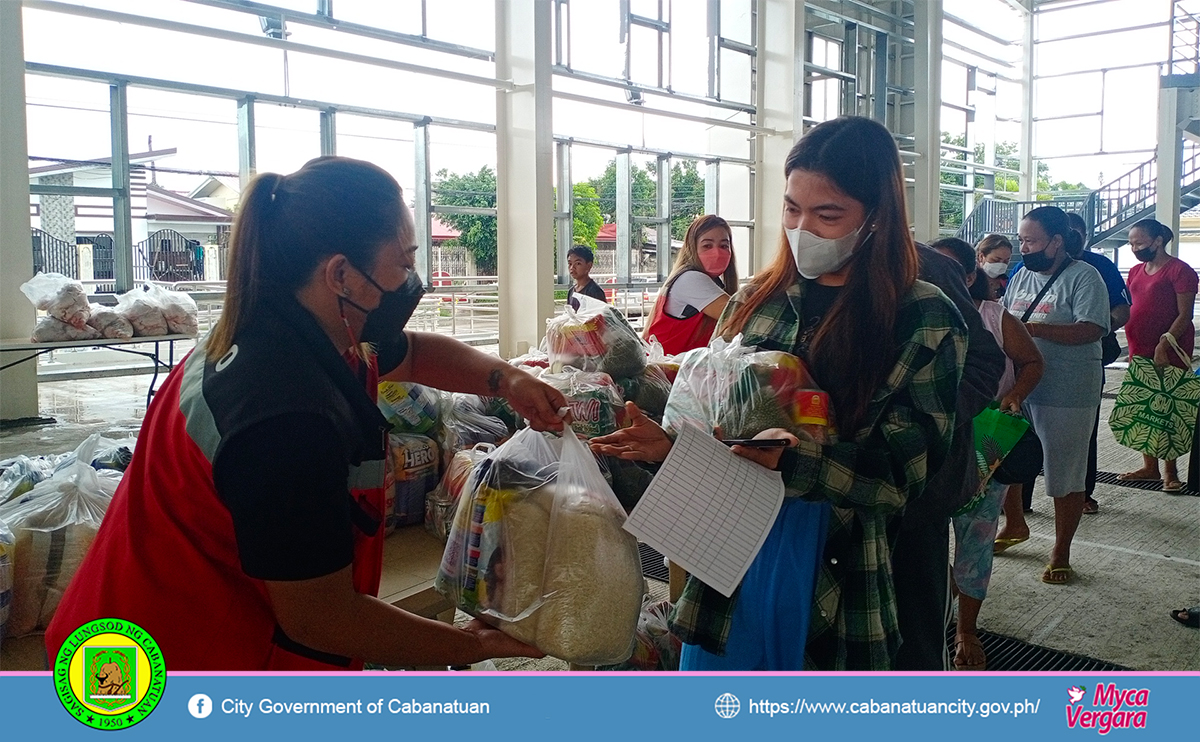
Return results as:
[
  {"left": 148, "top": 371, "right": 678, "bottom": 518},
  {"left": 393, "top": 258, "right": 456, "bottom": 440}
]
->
[{"left": 622, "top": 423, "right": 785, "bottom": 598}]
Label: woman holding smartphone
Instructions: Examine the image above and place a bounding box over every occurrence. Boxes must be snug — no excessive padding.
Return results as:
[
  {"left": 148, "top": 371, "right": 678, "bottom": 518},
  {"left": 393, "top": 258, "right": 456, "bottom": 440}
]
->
[{"left": 592, "top": 116, "right": 966, "bottom": 670}]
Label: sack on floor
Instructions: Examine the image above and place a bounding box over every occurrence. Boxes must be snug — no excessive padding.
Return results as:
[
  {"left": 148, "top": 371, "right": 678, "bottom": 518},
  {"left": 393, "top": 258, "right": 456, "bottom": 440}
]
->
[{"left": 1109, "top": 355, "right": 1200, "bottom": 461}]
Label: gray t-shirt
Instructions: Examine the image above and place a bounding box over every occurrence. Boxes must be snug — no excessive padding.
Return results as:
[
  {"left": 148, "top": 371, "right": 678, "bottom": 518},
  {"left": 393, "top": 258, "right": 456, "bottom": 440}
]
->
[{"left": 1003, "top": 259, "right": 1110, "bottom": 407}]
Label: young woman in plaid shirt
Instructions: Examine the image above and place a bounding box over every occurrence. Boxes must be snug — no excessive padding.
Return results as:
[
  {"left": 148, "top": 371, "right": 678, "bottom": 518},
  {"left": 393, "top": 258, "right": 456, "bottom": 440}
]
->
[{"left": 592, "top": 116, "right": 966, "bottom": 670}]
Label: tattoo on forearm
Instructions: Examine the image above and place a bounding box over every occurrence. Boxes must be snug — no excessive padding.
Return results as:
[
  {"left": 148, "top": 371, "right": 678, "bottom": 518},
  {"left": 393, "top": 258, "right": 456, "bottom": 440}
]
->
[{"left": 488, "top": 369, "right": 503, "bottom": 395}]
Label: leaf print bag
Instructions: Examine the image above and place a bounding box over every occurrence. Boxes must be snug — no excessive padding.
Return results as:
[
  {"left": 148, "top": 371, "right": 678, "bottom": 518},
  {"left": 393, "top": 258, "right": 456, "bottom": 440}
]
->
[
  {"left": 1109, "top": 335, "right": 1200, "bottom": 460},
  {"left": 954, "top": 404, "right": 1031, "bottom": 516}
]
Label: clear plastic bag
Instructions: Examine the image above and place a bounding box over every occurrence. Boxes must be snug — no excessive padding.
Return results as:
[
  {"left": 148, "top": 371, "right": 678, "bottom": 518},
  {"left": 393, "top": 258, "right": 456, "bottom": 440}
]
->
[
  {"left": 0, "top": 518, "right": 14, "bottom": 646},
  {"left": 435, "top": 426, "right": 642, "bottom": 665},
  {"left": 596, "top": 596, "right": 681, "bottom": 671},
  {"left": 425, "top": 444, "right": 493, "bottom": 542},
  {"left": 439, "top": 394, "right": 510, "bottom": 458},
  {"left": 662, "top": 334, "right": 834, "bottom": 444},
  {"left": 30, "top": 316, "right": 101, "bottom": 343},
  {"left": 377, "top": 382, "right": 442, "bottom": 435},
  {"left": 115, "top": 285, "right": 170, "bottom": 337},
  {"left": 630, "top": 364, "right": 673, "bottom": 419},
  {"left": 0, "top": 435, "right": 120, "bottom": 637},
  {"left": 86, "top": 303, "right": 134, "bottom": 339},
  {"left": 545, "top": 294, "right": 646, "bottom": 380},
  {"left": 153, "top": 285, "right": 200, "bottom": 336},
  {"left": 538, "top": 367, "right": 626, "bottom": 439},
  {"left": 0, "top": 457, "right": 57, "bottom": 507},
  {"left": 20, "top": 273, "right": 91, "bottom": 329}
]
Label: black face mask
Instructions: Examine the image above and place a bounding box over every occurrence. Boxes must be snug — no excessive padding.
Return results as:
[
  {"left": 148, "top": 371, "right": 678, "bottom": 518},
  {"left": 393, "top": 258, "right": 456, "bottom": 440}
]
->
[
  {"left": 341, "top": 267, "right": 425, "bottom": 349},
  {"left": 1133, "top": 247, "right": 1157, "bottom": 262},
  {"left": 1022, "top": 249, "right": 1055, "bottom": 273}
]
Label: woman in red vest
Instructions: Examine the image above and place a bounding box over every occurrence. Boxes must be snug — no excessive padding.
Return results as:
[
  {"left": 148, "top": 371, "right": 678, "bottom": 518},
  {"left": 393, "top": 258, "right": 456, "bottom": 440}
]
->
[
  {"left": 643, "top": 215, "right": 739, "bottom": 355},
  {"left": 46, "top": 157, "right": 567, "bottom": 670}
]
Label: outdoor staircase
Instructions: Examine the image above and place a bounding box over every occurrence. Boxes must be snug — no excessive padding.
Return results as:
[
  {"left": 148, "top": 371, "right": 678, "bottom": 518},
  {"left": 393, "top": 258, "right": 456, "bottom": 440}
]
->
[{"left": 956, "top": 141, "right": 1200, "bottom": 248}]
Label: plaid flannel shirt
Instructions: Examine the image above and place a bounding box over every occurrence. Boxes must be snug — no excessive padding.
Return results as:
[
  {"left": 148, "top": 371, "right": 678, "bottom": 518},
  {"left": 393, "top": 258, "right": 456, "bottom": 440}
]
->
[{"left": 667, "top": 278, "right": 967, "bottom": 670}]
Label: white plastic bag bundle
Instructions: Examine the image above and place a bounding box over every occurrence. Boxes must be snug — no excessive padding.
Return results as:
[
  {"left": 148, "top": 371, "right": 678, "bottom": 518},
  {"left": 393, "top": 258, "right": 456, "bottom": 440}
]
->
[
  {"left": 86, "top": 303, "right": 134, "bottom": 340},
  {"left": 153, "top": 285, "right": 199, "bottom": 336},
  {"left": 30, "top": 316, "right": 101, "bottom": 343},
  {"left": 0, "top": 435, "right": 120, "bottom": 637},
  {"left": 436, "top": 426, "right": 642, "bottom": 665},
  {"left": 115, "top": 285, "right": 170, "bottom": 337},
  {"left": 19, "top": 273, "right": 91, "bottom": 329}
]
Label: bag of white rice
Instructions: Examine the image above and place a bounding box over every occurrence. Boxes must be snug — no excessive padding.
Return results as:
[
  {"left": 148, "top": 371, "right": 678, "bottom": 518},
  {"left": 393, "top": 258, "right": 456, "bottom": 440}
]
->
[
  {"left": 30, "top": 316, "right": 101, "bottom": 343},
  {"left": 86, "top": 303, "right": 134, "bottom": 339},
  {"left": 0, "top": 435, "right": 119, "bottom": 638},
  {"left": 115, "top": 285, "right": 170, "bottom": 337},
  {"left": 20, "top": 272, "right": 91, "bottom": 329},
  {"left": 435, "top": 426, "right": 641, "bottom": 665}
]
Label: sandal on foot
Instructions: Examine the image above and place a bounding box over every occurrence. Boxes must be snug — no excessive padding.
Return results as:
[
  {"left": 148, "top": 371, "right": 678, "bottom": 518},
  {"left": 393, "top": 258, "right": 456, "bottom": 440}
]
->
[
  {"left": 1117, "top": 471, "right": 1161, "bottom": 482},
  {"left": 1170, "top": 609, "right": 1200, "bottom": 628},
  {"left": 953, "top": 634, "right": 987, "bottom": 671},
  {"left": 1041, "top": 564, "right": 1074, "bottom": 585},
  {"left": 993, "top": 536, "right": 1029, "bottom": 555},
  {"left": 1083, "top": 498, "right": 1099, "bottom": 514},
  {"left": 1163, "top": 480, "right": 1184, "bottom": 493}
]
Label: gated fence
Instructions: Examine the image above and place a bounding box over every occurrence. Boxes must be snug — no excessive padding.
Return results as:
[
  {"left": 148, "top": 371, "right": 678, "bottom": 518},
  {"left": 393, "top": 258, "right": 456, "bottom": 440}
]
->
[
  {"left": 78, "top": 233, "right": 115, "bottom": 280},
  {"left": 31, "top": 228, "right": 78, "bottom": 277},
  {"left": 135, "top": 229, "right": 204, "bottom": 283}
]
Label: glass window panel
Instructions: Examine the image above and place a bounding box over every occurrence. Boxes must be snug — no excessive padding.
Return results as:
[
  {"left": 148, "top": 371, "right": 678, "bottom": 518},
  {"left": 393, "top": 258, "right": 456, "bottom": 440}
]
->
[
  {"left": 1101, "top": 67, "right": 1160, "bottom": 152},
  {"left": 670, "top": 4, "right": 710, "bottom": 96},
  {"left": 426, "top": 0, "right": 494, "bottom": 50},
  {"left": 718, "top": 46, "right": 752, "bottom": 104},
  {"left": 254, "top": 104, "right": 322, "bottom": 176},
  {"left": 1037, "top": 0, "right": 1171, "bottom": 41},
  {"left": 629, "top": 24, "right": 662, "bottom": 86},
  {"left": 567, "top": 0, "right": 624, "bottom": 77},
  {"left": 333, "top": 0, "right": 425, "bottom": 35},
  {"left": 1034, "top": 72, "right": 1103, "bottom": 120},
  {"left": 719, "top": 0, "right": 753, "bottom": 46},
  {"left": 1035, "top": 115, "right": 1102, "bottom": 160},
  {"left": 1036, "top": 27, "right": 1169, "bottom": 77},
  {"left": 335, "top": 116, "right": 416, "bottom": 192}
]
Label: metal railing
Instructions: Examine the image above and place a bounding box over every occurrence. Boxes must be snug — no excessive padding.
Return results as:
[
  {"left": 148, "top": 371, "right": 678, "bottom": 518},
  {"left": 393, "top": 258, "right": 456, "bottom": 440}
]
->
[
  {"left": 1171, "top": 1, "right": 1200, "bottom": 74},
  {"left": 31, "top": 228, "right": 79, "bottom": 277}
]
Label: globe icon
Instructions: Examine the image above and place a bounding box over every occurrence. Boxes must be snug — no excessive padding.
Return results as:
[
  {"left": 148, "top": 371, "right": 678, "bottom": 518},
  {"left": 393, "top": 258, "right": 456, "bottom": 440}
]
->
[{"left": 714, "top": 693, "right": 740, "bottom": 719}]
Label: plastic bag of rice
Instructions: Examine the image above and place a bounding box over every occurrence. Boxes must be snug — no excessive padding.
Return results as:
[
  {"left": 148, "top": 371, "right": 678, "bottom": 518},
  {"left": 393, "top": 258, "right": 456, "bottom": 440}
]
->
[
  {"left": 20, "top": 273, "right": 91, "bottom": 329},
  {"left": 435, "top": 426, "right": 641, "bottom": 665}
]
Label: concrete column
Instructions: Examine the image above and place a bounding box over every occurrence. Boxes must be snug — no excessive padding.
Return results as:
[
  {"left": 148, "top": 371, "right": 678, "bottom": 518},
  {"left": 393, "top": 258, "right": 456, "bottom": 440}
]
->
[
  {"left": 0, "top": 1, "right": 39, "bottom": 420},
  {"left": 751, "top": 0, "right": 804, "bottom": 272},
  {"left": 1156, "top": 86, "right": 1184, "bottom": 255},
  {"left": 495, "top": 0, "right": 554, "bottom": 358},
  {"left": 1018, "top": 0, "right": 1035, "bottom": 202},
  {"left": 912, "top": 0, "right": 943, "bottom": 243}
]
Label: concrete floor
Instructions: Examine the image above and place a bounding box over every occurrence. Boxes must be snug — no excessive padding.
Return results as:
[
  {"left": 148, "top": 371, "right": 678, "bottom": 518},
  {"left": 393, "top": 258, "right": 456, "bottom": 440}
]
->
[{"left": 2, "top": 369, "right": 1198, "bottom": 671}]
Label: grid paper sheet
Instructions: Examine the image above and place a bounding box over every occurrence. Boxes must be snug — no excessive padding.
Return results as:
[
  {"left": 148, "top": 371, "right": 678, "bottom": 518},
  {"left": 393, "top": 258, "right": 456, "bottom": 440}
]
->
[{"left": 622, "top": 423, "right": 785, "bottom": 598}]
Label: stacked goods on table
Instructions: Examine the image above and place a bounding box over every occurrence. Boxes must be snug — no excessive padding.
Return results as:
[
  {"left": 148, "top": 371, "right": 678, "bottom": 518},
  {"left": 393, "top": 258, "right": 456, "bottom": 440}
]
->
[
  {"left": 0, "top": 435, "right": 125, "bottom": 639},
  {"left": 435, "top": 427, "right": 642, "bottom": 665},
  {"left": 18, "top": 273, "right": 200, "bottom": 341},
  {"left": 663, "top": 334, "right": 834, "bottom": 445}
]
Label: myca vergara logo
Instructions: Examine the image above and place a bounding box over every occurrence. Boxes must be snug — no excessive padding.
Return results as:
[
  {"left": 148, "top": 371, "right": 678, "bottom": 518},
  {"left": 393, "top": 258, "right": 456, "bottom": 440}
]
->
[
  {"left": 54, "top": 618, "right": 166, "bottom": 731},
  {"left": 1066, "top": 683, "right": 1149, "bottom": 734}
]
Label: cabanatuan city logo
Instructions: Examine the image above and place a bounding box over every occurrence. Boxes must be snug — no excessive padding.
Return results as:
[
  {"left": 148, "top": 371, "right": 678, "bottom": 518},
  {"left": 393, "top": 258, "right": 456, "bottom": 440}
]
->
[
  {"left": 54, "top": 618, "right": 166, "bottom": 731},
  {"left": 1066, "top": 683, "right": 1149, "bottom": 734}
]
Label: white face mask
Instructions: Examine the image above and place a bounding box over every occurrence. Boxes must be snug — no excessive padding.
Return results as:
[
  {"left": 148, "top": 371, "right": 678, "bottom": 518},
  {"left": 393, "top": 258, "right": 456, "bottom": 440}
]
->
[
  {"left": 982, "top": 261, "right": 1010, "bottom": 278},
  {"left": 785, "top": 220, "right": 872, "bottom": 279}
]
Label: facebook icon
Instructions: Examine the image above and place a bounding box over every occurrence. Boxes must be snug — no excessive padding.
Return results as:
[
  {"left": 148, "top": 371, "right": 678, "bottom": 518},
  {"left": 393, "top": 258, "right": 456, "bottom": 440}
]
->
[{"left": 188, "top": 694, "right": 213, "bottom": 719}]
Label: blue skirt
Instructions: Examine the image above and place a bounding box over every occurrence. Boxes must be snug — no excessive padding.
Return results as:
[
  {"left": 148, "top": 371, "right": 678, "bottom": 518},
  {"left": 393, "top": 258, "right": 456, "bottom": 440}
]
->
[{"left": 680, "top": 497, "right": 831, "bottom": 671}]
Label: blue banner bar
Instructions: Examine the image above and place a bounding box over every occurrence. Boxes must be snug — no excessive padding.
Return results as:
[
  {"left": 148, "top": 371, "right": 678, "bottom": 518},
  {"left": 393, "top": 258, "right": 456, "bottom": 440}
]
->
[{"left": 2, "top": 672, "right": 1196, "bottom": 740}]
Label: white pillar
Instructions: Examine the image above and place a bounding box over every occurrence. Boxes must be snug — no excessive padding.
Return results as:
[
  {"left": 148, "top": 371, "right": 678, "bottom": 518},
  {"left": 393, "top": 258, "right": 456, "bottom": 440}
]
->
[
  {"left": 0, "top": 2, "right": 39, "bottom": 420},
  {"left": 912, "top": 0, "right": 943, "bottom": 243},
  {"left": 1156, "top": 82, "right": 1197, "bottom": 255},
  {"left": 751, "top": 0, "right": 805, "bottom": 274},
  {"left": 1018, "top": 0, "right": 1035, "bottom": 202},
  {"left": 495, "top": 0, "right": 554, "bottom": 358}
]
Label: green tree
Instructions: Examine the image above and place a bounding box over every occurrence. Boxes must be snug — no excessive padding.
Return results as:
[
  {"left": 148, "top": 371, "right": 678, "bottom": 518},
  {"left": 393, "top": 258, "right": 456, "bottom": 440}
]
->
[
  {"left": 432, "top": 166, "right": 497, "bottom": 273},
  {"left": 586, "top": 158, "right": 707, "bottom": 241},
  {"left": 570, "top": 182, "right": 603, "bottom": 248}
]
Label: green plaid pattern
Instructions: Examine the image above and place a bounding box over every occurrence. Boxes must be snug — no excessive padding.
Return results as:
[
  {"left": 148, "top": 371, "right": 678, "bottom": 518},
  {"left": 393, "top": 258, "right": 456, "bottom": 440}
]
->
[{"left": 668, "top": 279, "right": 966, "bottom": 669}]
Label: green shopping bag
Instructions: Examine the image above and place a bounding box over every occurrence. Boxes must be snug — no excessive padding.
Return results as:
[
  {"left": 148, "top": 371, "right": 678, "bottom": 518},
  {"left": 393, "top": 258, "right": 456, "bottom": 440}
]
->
[
  {"left": 955, "top": 404, "right": 1030, "bottom": 516},
  {"left": 1109, "top": 355, "right": 1200, "bottom": 460}
]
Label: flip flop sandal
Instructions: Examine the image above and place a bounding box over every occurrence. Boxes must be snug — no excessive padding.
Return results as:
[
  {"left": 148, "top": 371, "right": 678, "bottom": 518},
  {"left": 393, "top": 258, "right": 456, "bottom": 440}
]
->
[
  {"left": 1082, "top": 499, "right": 1099, "bottom": 514},
  {"left": 1041, "top": 564, "right": 1074, "bottom": 585},
  {"left": 993, "top": 536, "right": 1028, "bottom": 555},
  {"left": 953, "top": 634, "right": 987, "bottom": 671},
  {"left": 1170, "top": 609, "right": 1200, "bottom": 628},
  {"left": 1117, "top": 472, "right": 1162, "bottom": 482},
  {"left": 1163, "top": 480, "right": 1184, "bottom": 493}
]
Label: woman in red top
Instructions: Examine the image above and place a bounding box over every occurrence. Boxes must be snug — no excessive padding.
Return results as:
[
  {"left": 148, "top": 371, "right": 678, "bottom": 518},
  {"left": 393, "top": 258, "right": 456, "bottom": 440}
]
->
[
  {"left": 46, "top": 157, "right": 567, "bottom": 670},
  {"left": 643, "top": 215, "right": 738, "bottom": 355},
  {"left": 1118, "top": 218, "right": 1199, "bottom": 492}
]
